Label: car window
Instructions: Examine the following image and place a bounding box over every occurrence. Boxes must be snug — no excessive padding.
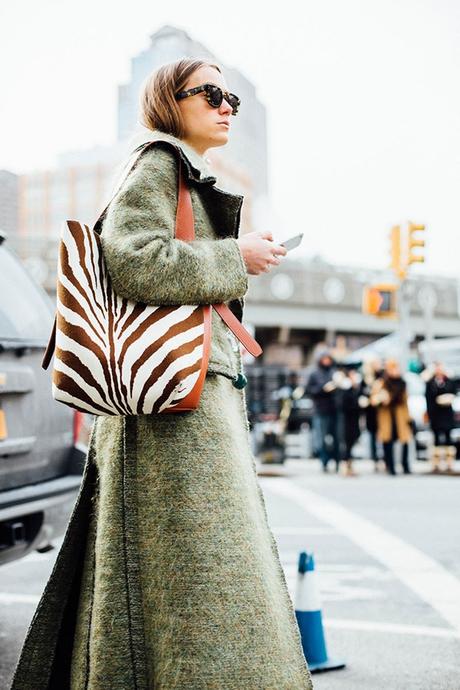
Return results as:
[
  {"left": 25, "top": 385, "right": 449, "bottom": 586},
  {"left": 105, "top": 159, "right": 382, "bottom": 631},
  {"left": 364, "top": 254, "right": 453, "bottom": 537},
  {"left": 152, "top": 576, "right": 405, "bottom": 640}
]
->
[{"left": 0, "top": 246, "right": 53, "bottom": 341}]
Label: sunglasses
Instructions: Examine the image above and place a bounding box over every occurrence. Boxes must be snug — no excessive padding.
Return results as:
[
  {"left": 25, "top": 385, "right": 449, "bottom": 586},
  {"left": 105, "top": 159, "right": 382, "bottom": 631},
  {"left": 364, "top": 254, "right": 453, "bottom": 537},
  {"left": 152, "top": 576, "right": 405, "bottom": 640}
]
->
[{"left": 175, "top": 83, "right": 240, "bottom": 115}]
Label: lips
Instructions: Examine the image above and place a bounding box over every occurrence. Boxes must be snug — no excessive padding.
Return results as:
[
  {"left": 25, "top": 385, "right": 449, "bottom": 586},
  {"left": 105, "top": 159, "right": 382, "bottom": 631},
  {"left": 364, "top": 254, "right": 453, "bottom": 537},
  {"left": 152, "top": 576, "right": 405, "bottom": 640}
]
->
[{"left": 218, "top": 122, "right": 230, "bottom": 127}]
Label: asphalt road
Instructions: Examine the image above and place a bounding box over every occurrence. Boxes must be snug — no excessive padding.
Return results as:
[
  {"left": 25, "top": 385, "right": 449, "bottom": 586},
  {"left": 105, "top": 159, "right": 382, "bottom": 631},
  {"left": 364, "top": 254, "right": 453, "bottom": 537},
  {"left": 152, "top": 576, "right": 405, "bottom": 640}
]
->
[
  {"left": 1, "top": 457, "right": 459, "bottom": 689},
  {"left": 259, "top": 457, "right": 460, "bottom": 690}
]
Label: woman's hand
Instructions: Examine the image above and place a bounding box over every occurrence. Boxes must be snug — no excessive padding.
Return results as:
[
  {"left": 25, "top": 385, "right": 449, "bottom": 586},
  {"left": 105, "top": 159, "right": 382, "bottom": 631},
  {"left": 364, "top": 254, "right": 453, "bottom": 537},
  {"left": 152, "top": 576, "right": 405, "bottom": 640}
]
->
[
  {"left": 323, "top": 381, "right": 337, "bottom": 393},
  {"left": 236, "top": 230, "right": 287, "bottom": 275},
  {"left": 378, "top": 389, "right": 391, "bottom": 406},
  {"left": 369, "top": 380, "right": 389, "bottom": 407}
]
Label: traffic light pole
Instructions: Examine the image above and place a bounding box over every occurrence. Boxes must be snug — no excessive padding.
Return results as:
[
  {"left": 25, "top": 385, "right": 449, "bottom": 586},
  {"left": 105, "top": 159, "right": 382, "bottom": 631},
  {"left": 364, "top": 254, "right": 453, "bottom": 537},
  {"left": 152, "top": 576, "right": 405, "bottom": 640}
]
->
[
  {"left": 392, "top": 221, "right": 426, "bottom": 372},
  {"left": 363, "top": 221, "right": 425, "bottom": 371},
  {"left": 396, "top": 278, "right": 411, "bottom": 373}
]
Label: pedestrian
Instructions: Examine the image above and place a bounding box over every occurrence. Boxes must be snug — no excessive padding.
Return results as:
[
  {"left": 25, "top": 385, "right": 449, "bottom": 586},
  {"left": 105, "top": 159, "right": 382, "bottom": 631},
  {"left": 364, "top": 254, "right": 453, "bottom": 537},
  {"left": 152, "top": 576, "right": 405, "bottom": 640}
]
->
[
  {"left": 360, "top": 358, "right": 384, "bottom": 471},
  {"left": 340, "top": 368, "right": 364, "bottom": 476},
  {"left": 306, "top": 348, "right": 341, "bottom": 472},
  {"left": 277, "top": 372, "right": 307, "bottom": 434},
  {"left": 370, "top": 358, "right": 413, "bottom": 475},
  {"left": 10, "top": 58, "right": 313, "bottom": 690},
  {"left": 423, "top": 361, "right": 457, "bottom": 471}
]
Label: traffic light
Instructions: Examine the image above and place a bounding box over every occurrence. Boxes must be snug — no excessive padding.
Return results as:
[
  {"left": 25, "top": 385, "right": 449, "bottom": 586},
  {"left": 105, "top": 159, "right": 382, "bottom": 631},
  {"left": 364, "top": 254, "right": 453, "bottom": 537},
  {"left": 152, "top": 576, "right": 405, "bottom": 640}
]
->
[
  {"left": 407, "top": 221, "right": 426, "bottom": 265},
  {"left": 362, "top": 284, "right": 398, "bottom": 318},
  {"left": 389, "top": 225, "right": 405, "bottom": 278}
]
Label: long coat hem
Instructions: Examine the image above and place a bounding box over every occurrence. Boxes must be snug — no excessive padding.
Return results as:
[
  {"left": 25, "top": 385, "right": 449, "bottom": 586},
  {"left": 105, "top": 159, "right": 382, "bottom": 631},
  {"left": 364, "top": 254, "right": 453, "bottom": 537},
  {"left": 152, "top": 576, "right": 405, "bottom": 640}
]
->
[
  {"left": 10, "top": 443, "right": 97, "bottom": 689},
  {"left": 10, "top": 377, "right": 313, "bottom": 690},
  {"left": 10, "top": 420, "right": 153, "bottom": 690}
]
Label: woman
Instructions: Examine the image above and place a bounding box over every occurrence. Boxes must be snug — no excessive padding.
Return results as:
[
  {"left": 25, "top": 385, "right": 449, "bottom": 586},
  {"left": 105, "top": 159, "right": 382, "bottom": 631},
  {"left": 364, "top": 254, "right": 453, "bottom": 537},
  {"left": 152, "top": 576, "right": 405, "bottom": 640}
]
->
[
  {"left": 424, "top": 361, "right": 457, "bottom": 471},
  {"left": 370, "top": 358, "right": 412, "bottom": 475},
  {"left": 11, "top": 59, "right": 313, "bottom": 689},
  {"left": 305, "top": 348, "right": 341, "bottom": 472},
  {"left": 340, "top": 368, "right": 363, "bottom": 477},
  {"left": 360, "top": 358, "right": 384, "bottom": 471}
]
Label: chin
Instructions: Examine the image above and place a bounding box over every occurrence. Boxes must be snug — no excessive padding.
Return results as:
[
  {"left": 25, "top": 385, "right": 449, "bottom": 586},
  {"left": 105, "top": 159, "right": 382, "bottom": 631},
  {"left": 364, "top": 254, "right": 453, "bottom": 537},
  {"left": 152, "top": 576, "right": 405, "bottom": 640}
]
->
[{"left": 208, "top": 132, "right": 229, "bottom": 149}]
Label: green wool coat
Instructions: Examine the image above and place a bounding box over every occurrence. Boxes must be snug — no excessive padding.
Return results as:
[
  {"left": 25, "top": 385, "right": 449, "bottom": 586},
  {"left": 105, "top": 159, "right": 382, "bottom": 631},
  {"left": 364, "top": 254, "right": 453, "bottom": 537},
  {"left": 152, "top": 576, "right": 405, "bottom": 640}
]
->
[{"left": 10, "top": 131, "right": 313, "bottom": 690}]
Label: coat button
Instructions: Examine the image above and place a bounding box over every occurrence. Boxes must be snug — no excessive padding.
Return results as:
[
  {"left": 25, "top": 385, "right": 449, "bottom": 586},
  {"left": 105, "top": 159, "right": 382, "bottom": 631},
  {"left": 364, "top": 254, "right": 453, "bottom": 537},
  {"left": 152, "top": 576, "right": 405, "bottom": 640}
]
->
[{"left": 232, "top": 373, "right": 248, "bottom": 389}]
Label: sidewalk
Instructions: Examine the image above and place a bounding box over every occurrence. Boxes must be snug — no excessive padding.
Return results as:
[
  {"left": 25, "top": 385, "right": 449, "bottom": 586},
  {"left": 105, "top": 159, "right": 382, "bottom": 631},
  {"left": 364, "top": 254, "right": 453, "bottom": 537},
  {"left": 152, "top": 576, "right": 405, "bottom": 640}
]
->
[{"left": 256, "top": 456, "right": 460, "bottom": 478}]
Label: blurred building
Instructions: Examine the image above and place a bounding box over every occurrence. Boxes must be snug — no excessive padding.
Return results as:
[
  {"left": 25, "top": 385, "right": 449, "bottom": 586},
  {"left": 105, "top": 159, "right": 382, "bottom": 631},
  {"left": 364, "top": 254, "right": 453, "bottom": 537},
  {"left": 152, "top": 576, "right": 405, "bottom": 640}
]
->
[
  {"left": 241, "top": 257, "right": 460, "bottom": 368},
  {"left": 15, "top": 143, "right": 127, "bottom": 245},
  {"left": 13, "top": 25, "right": 263, "bottom": 252}
]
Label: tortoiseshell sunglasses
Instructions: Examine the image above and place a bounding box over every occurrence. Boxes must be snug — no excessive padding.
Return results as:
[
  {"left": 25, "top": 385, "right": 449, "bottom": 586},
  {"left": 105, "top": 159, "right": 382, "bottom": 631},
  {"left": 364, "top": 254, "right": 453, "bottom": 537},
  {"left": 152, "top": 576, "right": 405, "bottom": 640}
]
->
[{"left": 175, "top": 83, "right": 240, "bottom": 115}]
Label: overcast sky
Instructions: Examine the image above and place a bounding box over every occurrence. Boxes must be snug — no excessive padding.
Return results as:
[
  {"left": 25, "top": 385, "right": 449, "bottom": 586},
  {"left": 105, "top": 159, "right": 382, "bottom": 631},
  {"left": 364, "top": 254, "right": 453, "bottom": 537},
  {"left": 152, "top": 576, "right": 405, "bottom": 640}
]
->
[{"left": 2, "top": 0, "right": 460, "bottom": 277}]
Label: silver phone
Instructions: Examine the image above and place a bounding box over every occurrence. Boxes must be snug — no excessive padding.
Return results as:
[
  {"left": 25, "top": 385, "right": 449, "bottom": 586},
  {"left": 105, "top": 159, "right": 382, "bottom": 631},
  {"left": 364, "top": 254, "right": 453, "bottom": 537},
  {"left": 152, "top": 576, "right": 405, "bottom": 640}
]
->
[{"left": 279, "top": 232, "right": 304, "bottom": 251}]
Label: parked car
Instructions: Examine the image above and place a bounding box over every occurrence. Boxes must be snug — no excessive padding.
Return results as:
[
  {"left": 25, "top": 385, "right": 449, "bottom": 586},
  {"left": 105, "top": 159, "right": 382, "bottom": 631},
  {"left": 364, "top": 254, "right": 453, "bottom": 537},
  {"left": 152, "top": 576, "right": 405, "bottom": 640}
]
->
[{"left": 0, "top": 232, "right": 87, "bottom": 566}]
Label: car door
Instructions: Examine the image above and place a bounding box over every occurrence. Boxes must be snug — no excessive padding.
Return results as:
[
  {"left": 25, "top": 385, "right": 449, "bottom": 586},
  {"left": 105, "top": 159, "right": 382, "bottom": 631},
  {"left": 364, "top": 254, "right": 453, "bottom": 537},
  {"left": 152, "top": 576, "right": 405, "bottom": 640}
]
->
[{"left": 0, "top": 242, "right": 74, "bottom": 490}]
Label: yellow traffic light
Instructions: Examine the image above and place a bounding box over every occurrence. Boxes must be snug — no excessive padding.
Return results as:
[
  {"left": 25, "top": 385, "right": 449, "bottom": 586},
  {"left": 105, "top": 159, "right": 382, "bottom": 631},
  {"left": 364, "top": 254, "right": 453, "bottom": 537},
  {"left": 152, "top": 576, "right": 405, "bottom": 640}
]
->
[
  {"left": 390, "top": 225, "right": 405, "bottom": 278},
  {"left": 407, "top": 221, "right": 426, "bottom": 265},
  {"left": 362, "top": 284, "right": 398, "bottom": 318}
]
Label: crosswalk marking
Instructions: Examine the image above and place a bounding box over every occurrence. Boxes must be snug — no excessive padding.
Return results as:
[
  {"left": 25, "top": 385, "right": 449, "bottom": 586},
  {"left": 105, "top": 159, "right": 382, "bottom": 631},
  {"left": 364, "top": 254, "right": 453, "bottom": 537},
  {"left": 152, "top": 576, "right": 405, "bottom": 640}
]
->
[
  {"left": 271, "top": 526, "right": 337, "bottom": 535},
  {"left": 0, "top": 593, "right": 40, "bottom": 605},
  {"left": 324, "top": 617, "right": 460, "bottom": 638},
  {"left": 263, "top": 477, "right": 460, "bottom": 635}
]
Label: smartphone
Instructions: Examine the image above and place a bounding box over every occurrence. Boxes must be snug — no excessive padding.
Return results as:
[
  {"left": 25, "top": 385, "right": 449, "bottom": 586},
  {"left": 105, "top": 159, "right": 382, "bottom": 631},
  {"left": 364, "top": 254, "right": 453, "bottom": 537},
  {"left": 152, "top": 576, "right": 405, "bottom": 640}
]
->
[{"left": 279, "top": 232, "right": 304, "bottom": 251}]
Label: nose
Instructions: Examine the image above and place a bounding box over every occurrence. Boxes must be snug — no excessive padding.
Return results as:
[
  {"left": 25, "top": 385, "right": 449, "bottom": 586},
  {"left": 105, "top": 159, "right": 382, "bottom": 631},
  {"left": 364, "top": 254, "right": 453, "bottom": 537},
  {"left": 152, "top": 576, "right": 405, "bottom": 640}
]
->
[{"left": 219, "top": 98, "right": 233, "bottom": 115}]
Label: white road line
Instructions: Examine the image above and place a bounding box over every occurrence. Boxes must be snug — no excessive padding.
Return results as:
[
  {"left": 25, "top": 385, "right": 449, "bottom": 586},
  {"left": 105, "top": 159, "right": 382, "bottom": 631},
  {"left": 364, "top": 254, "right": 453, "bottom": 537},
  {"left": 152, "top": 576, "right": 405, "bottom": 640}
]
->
[
  {"left": 1, "top": 594, "right": 457, "bottom": 638},
  {"left": 263, "top": 478, "right": 460, "bottom": 634},
  {"left": 324, "top": 618, "right": 460, "bottom": 639},
  {"left": 271, "top": 526, "right": 337, "bottom": 535},
  {"left": 0, "top": 593, "right": 40, "bottom": 605}
]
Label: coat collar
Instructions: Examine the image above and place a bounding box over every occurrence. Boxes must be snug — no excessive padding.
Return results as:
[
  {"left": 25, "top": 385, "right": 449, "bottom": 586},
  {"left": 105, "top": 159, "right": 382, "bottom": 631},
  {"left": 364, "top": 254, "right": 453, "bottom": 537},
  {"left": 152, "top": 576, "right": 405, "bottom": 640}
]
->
[
  {"left": 125, "top": 128, "right": 244, "bottom": 250},
  {"left": 128, "top": 128, "right": 217, "bottom": 185}
]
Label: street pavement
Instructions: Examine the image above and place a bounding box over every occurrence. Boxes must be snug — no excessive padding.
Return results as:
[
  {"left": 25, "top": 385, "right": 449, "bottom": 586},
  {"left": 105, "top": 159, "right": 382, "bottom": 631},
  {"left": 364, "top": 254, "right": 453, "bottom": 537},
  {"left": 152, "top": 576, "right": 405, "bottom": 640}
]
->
[
  {"left": 1, "top": 457, "right": 459, "bottom": 689},
  {"left": 258, "top": 457, "right": 460, "bottom": 690}
]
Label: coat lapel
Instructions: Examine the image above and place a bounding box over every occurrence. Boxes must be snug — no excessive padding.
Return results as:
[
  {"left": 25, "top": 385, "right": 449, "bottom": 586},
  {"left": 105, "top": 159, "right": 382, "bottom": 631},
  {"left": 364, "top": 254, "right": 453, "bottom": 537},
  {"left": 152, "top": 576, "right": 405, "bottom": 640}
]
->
[{"left": 129, "top": 129, "right": 244, "bottom": 239}]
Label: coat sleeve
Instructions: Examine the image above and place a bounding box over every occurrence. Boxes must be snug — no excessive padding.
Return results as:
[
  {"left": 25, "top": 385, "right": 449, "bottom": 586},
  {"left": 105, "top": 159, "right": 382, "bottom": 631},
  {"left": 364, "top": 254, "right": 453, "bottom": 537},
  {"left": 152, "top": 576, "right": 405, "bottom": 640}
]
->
[
  {"left": 305, "top": 371, "right": 323, "bottom": 397},
  {"left": 369, "top": 379, "right": 386, "bottom": 406},
  {"left": 100, "top": 146, "right": 249, "bottom": 305}
]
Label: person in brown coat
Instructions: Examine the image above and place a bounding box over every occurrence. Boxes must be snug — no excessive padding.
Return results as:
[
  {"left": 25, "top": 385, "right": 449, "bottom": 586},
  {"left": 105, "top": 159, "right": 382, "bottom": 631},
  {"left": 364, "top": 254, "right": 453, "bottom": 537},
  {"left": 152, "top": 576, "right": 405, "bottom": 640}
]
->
[{"left": 370, "top": 358, "right": 413, "bottom": 475}]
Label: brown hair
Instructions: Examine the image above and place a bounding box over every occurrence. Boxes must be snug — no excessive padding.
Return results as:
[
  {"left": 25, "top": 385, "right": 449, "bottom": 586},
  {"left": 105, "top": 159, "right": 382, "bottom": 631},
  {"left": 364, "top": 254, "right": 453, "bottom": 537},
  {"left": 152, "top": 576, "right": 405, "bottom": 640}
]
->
[{"left": 139, "top": 58, "right": 222, "bottom": 139}]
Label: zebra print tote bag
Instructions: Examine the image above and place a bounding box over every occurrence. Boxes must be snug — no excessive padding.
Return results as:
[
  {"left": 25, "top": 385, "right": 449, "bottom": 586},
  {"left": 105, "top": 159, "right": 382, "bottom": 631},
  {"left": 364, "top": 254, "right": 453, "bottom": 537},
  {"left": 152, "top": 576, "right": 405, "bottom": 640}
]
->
[{"left": 41, "top": 142, "right": 262, "bottom": 416}]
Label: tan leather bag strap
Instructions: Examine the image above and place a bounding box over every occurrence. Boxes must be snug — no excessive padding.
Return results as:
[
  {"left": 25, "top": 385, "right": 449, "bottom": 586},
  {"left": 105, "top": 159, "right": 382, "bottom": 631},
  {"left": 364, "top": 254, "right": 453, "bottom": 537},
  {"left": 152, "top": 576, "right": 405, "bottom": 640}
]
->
[{"left": 212, "top": 303, "right": 262, "bottom": 357}]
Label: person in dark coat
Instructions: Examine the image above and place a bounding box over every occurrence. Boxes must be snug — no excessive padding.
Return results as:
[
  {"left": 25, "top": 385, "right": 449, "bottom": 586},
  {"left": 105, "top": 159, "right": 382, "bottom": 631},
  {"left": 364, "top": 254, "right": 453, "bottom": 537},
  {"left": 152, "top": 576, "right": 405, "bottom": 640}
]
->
[
  {"left": 340, "top": 369, "right": 364, "bottom": 476},
  {"left": 360, "top": 358, "right": 384, "bottom": 470},
  {"left": 424, "top": 362, "right": 457, "bottom": 471},
  {"left": 10, "top": 58, "right": 312, "bottom": 690},
  {"left": 281, "top": 372, "right": 308, "bottom": 433},
  {"left": 306, "top": 348, "right": 341, "bottom": 471}
]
